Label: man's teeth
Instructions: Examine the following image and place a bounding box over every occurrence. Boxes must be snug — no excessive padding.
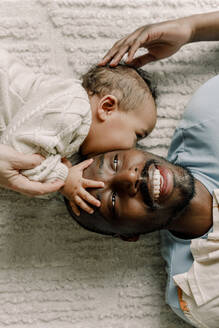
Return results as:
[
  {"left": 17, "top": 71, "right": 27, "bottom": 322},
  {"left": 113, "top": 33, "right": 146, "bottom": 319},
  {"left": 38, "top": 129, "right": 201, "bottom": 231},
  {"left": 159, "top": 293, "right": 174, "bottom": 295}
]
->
[{"left": 153, "top": 169, "right": 161, "bottom": 200}]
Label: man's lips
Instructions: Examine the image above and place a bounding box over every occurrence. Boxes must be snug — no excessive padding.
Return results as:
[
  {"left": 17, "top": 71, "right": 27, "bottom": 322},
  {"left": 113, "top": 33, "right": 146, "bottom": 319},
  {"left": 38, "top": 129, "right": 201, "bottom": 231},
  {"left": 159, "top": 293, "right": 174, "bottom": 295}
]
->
[
  {"left": 147, "top": 163, "right": 174, "bottom": 204},
  {"left": 157, "top": 165, "right": 174, "bottom": 201}
]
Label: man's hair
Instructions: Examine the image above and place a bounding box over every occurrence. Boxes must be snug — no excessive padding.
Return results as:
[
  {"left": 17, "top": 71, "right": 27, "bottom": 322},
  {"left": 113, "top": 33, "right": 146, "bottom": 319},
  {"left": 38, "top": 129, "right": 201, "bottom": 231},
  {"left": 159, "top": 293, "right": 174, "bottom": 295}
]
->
[
  {"left": 82, "top": 64, "right": 156, "bottom": 112},
  {"left": 64, "top": 197, "right": 115, "bottom": 236}
]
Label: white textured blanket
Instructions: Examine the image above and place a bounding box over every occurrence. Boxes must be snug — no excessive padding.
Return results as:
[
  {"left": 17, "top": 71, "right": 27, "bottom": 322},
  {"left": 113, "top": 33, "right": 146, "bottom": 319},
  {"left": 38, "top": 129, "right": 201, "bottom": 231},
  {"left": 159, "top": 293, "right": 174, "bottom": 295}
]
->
[{"left": 0, "top": 1, "right": 218, "bottom": 327}]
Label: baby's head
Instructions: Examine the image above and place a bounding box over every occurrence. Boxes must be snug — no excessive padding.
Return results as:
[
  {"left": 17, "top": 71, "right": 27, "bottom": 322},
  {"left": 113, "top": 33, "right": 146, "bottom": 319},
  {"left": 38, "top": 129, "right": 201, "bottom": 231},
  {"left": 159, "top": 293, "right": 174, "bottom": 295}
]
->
[{"left": 80, "top": 64, "right": 156, "bottom": 155}]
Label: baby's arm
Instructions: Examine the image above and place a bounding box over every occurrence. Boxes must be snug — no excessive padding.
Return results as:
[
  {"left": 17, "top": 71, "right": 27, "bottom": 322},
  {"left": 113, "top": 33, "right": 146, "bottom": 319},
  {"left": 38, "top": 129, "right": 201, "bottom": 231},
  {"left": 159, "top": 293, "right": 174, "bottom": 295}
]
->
[
  {"left": 60, "top": 159, "right": 104, "bottom": 216},
  {"left": 0, "top": 52, "right": 91, "bottom": 187}
]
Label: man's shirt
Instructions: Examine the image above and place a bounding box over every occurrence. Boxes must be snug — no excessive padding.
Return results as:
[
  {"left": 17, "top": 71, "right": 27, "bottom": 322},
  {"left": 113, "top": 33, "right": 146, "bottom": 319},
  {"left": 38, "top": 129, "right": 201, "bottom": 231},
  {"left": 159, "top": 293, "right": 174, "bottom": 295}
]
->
[{"left": 161, "top": 75, "right": 219, "bottom": 322}]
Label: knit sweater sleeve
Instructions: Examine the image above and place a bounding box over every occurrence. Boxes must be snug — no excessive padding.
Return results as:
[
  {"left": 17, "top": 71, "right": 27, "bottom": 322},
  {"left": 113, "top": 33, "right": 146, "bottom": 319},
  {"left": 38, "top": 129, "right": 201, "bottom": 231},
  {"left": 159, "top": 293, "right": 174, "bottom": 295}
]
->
[
  {"left": 20, "top": 92, "right": 91, "bottom": 182},
  {"left": 0, "top": 50, "right": 92, "bottom": 182},
  {"left": 0, "top": 48, "right": 42, "bottom": 135}
]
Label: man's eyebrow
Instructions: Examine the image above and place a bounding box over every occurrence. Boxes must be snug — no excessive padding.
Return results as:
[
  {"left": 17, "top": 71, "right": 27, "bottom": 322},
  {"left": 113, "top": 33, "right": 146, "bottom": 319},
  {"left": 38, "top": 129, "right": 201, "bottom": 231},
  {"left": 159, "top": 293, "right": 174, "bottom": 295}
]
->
[
  {"left": 96, "top": 192, "right": 102, "bottom": 202},
  {"left": 96, "top": 154, "right": 105, "bottom": 202},
  {"left": 99, "top": 153, "right": 105, "bottom": 177}
]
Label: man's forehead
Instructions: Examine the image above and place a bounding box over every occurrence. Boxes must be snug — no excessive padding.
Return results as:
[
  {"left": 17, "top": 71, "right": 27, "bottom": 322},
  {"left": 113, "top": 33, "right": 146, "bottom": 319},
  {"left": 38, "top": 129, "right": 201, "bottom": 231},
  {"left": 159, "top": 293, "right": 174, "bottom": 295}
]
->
[
  {"left": 98, "top": 153, "right": 105, "bottom": 177},
  {"left": 65, "top": 197, "right": 114, "bottom": 235}
]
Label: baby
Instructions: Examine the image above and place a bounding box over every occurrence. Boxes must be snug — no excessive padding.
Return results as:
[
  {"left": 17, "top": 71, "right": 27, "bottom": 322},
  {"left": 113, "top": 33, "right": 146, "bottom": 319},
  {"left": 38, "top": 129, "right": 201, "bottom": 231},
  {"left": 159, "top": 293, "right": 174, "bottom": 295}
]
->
[{"left": 0, "top": 48, "right": 156, "bottom": 214}]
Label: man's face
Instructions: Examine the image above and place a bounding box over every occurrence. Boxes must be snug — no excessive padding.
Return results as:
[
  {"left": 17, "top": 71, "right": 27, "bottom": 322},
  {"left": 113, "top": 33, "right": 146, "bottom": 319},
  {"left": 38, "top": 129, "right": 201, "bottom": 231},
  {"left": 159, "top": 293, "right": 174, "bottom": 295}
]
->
[{"left": 81, "top": 149, "right": 194, "bottom": 236}]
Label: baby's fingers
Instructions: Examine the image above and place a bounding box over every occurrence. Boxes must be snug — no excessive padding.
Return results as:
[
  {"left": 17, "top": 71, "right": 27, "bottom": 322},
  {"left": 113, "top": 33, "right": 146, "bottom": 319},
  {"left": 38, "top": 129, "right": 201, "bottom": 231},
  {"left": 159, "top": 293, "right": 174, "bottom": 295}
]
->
[
  {"left": 74, "top": 195, "right": 95, "bottom": 214},
  {"left": 78, "top": 158, "right": 93, "bottom": 171},
  {"left": 79, "top": 188, "right": 101, "bottom": 208},
  {"left": 70, "top": 201, "right": 80, "bottom": 216},
  {"left": 83, "top": 178, "right": 104, "bottom": 189}
]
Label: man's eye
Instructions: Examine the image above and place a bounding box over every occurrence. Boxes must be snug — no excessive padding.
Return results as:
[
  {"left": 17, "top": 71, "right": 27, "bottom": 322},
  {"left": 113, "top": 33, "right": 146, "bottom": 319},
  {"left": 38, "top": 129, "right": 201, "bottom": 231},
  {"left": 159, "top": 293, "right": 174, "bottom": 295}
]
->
[
  {"left": 112, "top": 191, "right": 117, "bottom": 214},
  {"left": 112, "top": 191, "right": 117, "bottom": 212},
  {"left": 113, "top": 154, "right": 118, "bottom": 171}
]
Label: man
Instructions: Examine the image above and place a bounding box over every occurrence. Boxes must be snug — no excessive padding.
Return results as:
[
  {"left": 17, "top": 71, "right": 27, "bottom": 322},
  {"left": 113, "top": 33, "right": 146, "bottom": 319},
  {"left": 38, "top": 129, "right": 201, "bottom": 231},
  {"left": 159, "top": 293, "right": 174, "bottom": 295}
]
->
[
  {"left": 65, "top": 11, "right": 219, "bottom": 328},
  {"left": 65, "top": 72, "right": 219, "bottom": 328}
]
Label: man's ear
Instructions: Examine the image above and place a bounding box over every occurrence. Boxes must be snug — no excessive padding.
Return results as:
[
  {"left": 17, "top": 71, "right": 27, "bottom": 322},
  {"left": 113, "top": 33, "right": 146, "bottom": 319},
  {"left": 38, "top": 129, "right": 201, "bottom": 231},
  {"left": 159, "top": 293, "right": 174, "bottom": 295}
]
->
[
  {"left": 117, "top": 234, "right": 140, "bottom": 242},
  {"left": 97, "top": 95, "right": 118, "bottom": 121}
]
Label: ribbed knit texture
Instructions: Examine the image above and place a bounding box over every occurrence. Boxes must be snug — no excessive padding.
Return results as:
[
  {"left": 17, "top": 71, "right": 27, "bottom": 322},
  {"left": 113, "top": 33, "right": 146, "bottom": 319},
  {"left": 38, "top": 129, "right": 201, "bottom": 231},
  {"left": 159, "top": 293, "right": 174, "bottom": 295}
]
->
[
  {"left": 0, "top": 49, "right": 91, "bottom": 181},
  {"left": 0, "top": 1, "right": 218, "bottom": 328}
]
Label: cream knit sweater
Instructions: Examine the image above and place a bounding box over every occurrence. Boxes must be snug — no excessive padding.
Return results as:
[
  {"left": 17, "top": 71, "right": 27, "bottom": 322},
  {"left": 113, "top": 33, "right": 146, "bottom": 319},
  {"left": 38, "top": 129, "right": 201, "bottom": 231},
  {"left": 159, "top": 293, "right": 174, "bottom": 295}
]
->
[{"left": 0, "top": 49, "right": 91, "bottom": 182}]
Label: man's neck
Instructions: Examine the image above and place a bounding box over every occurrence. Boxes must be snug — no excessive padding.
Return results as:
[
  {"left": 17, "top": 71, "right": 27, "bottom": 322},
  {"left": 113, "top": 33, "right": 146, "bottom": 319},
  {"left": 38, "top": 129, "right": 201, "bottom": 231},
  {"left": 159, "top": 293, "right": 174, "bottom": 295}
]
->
[{"left": 168, "top": 179, "right": 212, "bottom": 239}]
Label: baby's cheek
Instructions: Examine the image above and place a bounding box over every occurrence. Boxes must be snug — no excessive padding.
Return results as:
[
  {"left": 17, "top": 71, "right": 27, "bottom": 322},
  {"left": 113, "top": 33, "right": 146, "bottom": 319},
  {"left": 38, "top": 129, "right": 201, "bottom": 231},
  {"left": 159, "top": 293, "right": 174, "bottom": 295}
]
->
[{"left": 110, "top": 135, "right": 135, "bottom": 151}]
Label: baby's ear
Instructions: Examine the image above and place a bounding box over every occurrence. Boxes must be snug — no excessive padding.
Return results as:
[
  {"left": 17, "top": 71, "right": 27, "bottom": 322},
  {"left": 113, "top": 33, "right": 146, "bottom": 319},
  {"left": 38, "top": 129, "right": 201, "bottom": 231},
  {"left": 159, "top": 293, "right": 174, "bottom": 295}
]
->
[
  {"left": 97, "top": 95, "right": 118, "bottom": 121},
  {"left": 117, "top": 234, "right": 140, "bottom": 242}
]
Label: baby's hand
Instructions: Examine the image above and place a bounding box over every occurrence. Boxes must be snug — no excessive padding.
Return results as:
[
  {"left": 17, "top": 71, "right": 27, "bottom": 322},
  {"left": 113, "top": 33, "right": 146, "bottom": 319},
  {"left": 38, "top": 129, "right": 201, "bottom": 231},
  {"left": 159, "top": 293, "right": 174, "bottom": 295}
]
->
[{"left": 60, "top": 158, "right": 104, "bottom": 216}]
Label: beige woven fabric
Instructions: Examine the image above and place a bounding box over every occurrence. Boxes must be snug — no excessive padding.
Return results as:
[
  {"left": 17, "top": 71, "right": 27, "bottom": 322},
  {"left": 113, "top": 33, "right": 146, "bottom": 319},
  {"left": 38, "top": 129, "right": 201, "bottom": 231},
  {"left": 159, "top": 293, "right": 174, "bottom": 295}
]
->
[{"left": 0, "top": 1, "right": 218, "bottom": 327}]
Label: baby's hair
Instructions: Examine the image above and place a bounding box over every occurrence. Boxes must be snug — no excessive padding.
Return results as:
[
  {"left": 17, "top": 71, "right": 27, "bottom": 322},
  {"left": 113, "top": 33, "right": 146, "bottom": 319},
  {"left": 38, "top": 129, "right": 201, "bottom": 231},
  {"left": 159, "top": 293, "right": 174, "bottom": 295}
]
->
[
  {"left": 81, "top": 64, "right": 156, "bottom": 112},
  {"left": 133, "top": 67, "right": 157, "bottom": 100}
]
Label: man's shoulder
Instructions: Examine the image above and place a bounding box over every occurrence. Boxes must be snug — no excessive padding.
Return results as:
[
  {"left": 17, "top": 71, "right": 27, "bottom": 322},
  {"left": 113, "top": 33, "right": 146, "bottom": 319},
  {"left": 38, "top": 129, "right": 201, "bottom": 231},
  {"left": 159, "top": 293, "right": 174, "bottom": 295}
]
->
[
  {"left": 182, "top": 75, "right": 219, "bottom": 125},
  {"left": 168, "top": 74, "right": 219, "bottom": 192}
]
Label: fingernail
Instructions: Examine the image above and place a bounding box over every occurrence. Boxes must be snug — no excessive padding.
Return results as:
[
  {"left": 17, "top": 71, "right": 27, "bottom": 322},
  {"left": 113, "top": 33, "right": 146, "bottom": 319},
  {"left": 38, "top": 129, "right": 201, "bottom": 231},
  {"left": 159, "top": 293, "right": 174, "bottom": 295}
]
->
[
  {"left": 89, "top": 209, "right": 94, "bottom": 214},
  {"left": 96, "top": 201, "right": 101, "bottom": 206}
]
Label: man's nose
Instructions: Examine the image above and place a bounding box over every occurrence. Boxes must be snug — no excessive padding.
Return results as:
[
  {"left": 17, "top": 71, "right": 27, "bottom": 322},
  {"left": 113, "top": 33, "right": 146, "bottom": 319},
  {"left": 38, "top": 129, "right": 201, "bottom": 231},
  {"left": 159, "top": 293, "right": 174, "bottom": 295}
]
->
[{"left": 111, "top": 168, "right": 139, "bottom": 196}]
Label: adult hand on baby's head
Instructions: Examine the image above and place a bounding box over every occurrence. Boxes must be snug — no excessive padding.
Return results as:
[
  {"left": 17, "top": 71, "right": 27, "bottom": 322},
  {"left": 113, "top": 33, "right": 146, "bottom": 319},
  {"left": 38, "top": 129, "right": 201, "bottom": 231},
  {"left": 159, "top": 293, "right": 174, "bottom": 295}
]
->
[
  {"left": 0, "top": 144, "right": 64, "bottom": 196},
  {"left": 60, "top": 158, "right": 104, "bottom": 216},
  {"left": 99, "top": 18, "right": 192, "bottom": 67}
]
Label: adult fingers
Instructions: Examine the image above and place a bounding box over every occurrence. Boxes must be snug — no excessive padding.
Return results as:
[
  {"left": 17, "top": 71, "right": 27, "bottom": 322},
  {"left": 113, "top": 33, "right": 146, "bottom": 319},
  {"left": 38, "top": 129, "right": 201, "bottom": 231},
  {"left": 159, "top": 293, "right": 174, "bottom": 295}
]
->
[
  {"left": 99, "top": 39, "right": 124, "bottom": 66},
  {"left": 99, "top": 36, "right": 129, "bottom": 66},
  {"left": 13, "top": 153, "right": 44, "bottom": 170},
  {"left": 107, "top": 44, "right": 130, "bottom": 66},
  {"left": 10, "top": 175, "right": 64, "bottom": 196},
  {"left": 126, "top": 39, "right": 142, "bottom": 64},
  {"left": 129, "top": 53, "right": 157, "bottom": 67},
  {"left": 74, "top": 195, "right": 94, "bottom": 214}
]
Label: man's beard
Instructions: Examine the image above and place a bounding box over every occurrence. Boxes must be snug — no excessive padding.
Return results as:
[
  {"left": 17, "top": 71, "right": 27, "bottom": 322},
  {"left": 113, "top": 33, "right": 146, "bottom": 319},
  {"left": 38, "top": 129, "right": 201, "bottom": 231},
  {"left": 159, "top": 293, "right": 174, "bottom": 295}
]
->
[{"left": 167, "top": 164, "right": 195, "bottom": 225}]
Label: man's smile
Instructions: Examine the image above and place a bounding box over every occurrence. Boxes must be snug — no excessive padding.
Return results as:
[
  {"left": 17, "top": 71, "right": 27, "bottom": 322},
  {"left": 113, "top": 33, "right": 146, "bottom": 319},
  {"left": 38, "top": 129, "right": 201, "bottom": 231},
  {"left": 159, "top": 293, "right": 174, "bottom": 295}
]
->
[
  {"left": 157, "top": 165, "right": 174, "bottom": 201},
  {"left": 144, "top": 163, "right": 174, "bottom": 207}
]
